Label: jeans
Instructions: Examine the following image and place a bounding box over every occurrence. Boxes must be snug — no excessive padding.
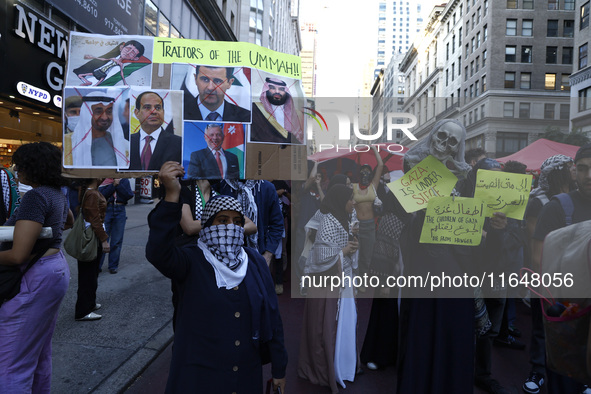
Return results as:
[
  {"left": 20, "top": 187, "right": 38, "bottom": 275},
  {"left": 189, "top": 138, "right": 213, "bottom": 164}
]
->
[{"left": 100, "top": 204, "right": 126, "bottom": 271}]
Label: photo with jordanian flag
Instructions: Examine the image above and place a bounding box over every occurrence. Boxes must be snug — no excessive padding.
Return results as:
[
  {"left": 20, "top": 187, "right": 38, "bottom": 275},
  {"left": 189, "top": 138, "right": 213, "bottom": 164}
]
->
[{"left": 182, "top": 121, "right": 246, "bottom": 180}]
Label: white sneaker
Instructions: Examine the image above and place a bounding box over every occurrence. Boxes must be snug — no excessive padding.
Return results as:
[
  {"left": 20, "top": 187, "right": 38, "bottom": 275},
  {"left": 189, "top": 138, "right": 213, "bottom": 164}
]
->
[
  {"left": 76, "top": 312, "right": 102, "bottom": 321},
  {"left": 366, "top": 362, "right": 378, "bottom": 370}
]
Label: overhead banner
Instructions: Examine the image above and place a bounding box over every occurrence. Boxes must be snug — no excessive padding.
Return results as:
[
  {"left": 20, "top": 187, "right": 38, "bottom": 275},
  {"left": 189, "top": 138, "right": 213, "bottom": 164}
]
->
[
  {"left": 62, "top": 32, "right": 307, "bottom": 179},
  {"left": 473, "top": 170, "right": 532, "bottom": 220}
]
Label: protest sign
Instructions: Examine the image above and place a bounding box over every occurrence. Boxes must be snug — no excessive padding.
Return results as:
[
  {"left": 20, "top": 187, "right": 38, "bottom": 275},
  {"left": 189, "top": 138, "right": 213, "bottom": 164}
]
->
[
  {"left": 387, "top": 155, "right": 458, "bottom": 213},
  {"left": 473, "top": 170, "right": 532, "bottom": 220},
  {"left": 419, "top": 196, "right": 486, "bottom": 246},
  {"left": 62, "top": 32, "right": 307, "bottom": 179}
]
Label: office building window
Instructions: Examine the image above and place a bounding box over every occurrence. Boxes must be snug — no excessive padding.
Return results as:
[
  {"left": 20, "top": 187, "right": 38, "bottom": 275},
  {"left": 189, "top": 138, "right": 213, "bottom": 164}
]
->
[
  {"left": 545, "top": 73, "right": 557, "bottom": 89},
  {"left": 546, "top": 46, "right": 558, "bottom": 63},
  {"left": 564, "top": 20, "right": 574, "bottom": 37},
  {"left": 471, "top": 37, "right": 475, "bottom": 53},
  {"left": 496, "top": 132, "right": 528, "bottom": 156},
  {"left": 563, "top": 46, "right": 573, "bottom": 64},
  {"left": 452, "top": 63, "right": 455, "bottom": 80},
  {"left": 580, "top": 43, "right": 589, "bottom": 69},
  {"left": 503, "top": 102, "right": 515, "bottom": 117},
  {"left": 523, "top": 0, "right": 534, "bottom": 9},
  {"left": 560, "top": 104, "right": 570, "bottom": 119},
  {"left": 481, "top": 104, "right": 486, "bottom": 118},
  {"left": 506, "top": 19, "right": 517, "bottom": 35},
  {"left": 519, "top": 103, "right": 530, "bottom": 118},
  {"left": 547, "top": 20, "right": 558, "bottom": 37},
  {"left": 483, "top": 25, "right": 488, "bottom": 41},
  {"left": 522, "top": 19, "right": 533, "bottom": 36},
  {"left": 582, "top": 2, "right": 590, "bottom": 29},
  {"left": 561, "top": 74, "right": 570, "bottom": 91},
  {"left": 475, "top": 81, "right": 479, "bottom": 96},
  {"left": 505, "top": 72, "right": 516, "bottom": 88},
  {"left": 471, "top": 61, "right": 474, "bottom": 76},
  {"left": 465, "top": 66, "right": 469, "bottom": 81},
  {"left": 579, "top": 87, "right": 591, "bottom": 111},
  {"left": 477, "top": 32, "right": 481, "bottom": 48},
  {"left": 521, "top": 46, "right": 533, "bottom": 63},
  {"left": 446, "top": 69, "right": 449, "bottom": 86},
  {"left": 544, "top": 103, "right": 555, "bottom": 119},
  {"left": 548, "top": 0, "right": 558, "bottom": 10},
  {"left": 483, "top": 49, "right": 487, "bottom": 66},
  {"left": 475, "top": 56, "right": 480, "bottom": 72},
  {"left": 565, "top": 0, "right": 574, "bottom": 10},
  {"left": 507, "top": 0, "right": 517, "bottom": 8},
  {"left": 482, "top": 75, "right": 487, "bottom": 92},
  {"left": 520, "top": 72, "right": 531, "bottom": 89},
  {"left": 506, "top": 46, "right": 517, "bottom": 62}
]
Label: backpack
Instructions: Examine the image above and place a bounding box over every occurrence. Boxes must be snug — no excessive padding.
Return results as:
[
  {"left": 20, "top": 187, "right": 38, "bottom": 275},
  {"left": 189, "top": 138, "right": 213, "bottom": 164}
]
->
[{"left": 540, "top": 193, "right": 591, "bottom": 384}]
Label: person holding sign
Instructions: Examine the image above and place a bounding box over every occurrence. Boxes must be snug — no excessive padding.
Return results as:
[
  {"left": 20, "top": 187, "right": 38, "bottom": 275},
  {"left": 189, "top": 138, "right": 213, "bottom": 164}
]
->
[
  {"left": 147, "top": 162, "right": 287, "bottom": 394},
  {"left": 185, "top": 66, "right": 251, "bottom": 122},
  {"left": 397, "top": 120, "right": 479, "bottom": 394},
  {"left": 351, "top": 146, "right": 383, "bottom": 281}
]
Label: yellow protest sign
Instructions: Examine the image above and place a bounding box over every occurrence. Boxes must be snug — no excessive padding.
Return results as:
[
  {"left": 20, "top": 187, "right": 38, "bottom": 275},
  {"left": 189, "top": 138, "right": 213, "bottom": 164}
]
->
[
  {"left": 473, "top": 170, "right": 532, "bottom": 220},
  {"left": 419, "top": 197, "right": 486, "bottom": 245},
  {"left": 153, "top": 38, "right": 302, "bottom": 79},
  {"left": 387, "top": 155, "right": 458, "bottom": 213}
]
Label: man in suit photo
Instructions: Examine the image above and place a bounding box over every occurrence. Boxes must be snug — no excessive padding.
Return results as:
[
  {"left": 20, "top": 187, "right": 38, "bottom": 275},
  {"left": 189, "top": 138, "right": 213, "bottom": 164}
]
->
[
  {"left": 184, "top": 66, "right": 251, "bottom": 122},
  {"left": 187, "top": 123, "right": 240, "bottom": 179},
  {"left": 129, "top": 91, "right": 182, "bottom": 171}
]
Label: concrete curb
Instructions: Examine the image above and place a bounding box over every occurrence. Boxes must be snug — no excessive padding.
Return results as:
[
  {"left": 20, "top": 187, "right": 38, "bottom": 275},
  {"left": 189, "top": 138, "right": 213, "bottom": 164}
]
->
[{"left": 93, "top": 321, "right": 174, "bottom": 394}]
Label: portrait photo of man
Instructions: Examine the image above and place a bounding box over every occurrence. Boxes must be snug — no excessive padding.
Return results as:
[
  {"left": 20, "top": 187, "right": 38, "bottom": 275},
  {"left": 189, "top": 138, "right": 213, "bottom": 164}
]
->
[
  {"left": 128, "top": 90, "right": 183, "bottom": 171},
  {"left": 186, "top": 123, "right": 242, "bottom": 180},
  {"left": 67, "top": 33, "right": 153, "bottom": 87},
  {"left": 172, "top": 64, "right": 251, "bottom": 123},
  {"left": 64, "top": 88, "right": 130, "bottom": 168},
  {"left": 250, "top": 75, "right": 305, "bottom": 145}
]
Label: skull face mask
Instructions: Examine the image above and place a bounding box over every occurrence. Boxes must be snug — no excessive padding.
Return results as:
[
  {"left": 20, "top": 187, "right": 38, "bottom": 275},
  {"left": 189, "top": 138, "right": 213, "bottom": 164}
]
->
[
  {"left": 430, "top": 122, "right": 463, "bottom": 162},
  {"left": 403, "top": 119, "right": 472, "bottom": 180}
]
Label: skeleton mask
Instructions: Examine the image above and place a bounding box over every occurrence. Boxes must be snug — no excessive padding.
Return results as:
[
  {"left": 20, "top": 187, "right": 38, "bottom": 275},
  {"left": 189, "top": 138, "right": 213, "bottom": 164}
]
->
[
  {"left": 430, "top": 122, "right": 463, "bottom": 162},
  {"left": 404, "top": 119, "right": 472, "bottom": 180}
]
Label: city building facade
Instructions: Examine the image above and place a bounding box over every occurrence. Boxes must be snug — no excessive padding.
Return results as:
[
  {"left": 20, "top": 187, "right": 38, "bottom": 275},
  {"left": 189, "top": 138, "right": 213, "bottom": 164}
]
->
[
  {"left": 570, "top": 0, "right": 591, "bottom": 134},
  {"left": 398, "top": 0, "right": 575, "bottom": 157}
]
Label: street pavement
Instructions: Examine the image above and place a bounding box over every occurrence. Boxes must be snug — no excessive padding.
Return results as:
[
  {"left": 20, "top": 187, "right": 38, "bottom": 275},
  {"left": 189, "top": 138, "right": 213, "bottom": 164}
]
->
[
  {"left": 51, "top": 200, "right": 175, "bottom": 394},
  {"left": 50, "top": 200, "right": 543, "bottom": 393}
]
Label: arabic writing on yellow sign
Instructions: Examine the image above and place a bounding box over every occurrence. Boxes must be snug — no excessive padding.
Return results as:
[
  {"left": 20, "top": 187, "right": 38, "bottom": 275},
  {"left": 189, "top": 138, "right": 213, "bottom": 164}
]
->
[
  {"left": 152, "top": 38, "right": 301, "bottom": 79},
  {"left": 388, "top": 155, "right": 458, "bottom": 213},
  {"left": 420, "top": 196, "right": 486, "bottom": 245},
  {"left": 473, "top": 170, "right": 532, "bottom": 220}
]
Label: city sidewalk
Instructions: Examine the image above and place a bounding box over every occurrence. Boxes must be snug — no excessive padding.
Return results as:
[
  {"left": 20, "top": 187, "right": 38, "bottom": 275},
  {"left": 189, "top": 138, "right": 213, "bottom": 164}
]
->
[{"left": 51, "top": 200, "right": 175, "bottom": 394}]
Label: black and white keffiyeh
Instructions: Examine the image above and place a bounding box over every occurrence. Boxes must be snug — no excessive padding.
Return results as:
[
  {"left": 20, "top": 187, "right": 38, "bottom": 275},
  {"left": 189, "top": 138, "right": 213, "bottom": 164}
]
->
[
  {"left": 224, "top": 180, "right": 261, "bottom": 248},
  {"left": 305, "top": 212, "right": 350, "bottom": 275},
  {"left": 535, "top": 154, "right": 573, "bottom": 193},
  {"left": 199, "top": 224, "right": 248, "bottom": 289},
  {"left": 200, "top": 194, "right": 243, "bottom": 226}
]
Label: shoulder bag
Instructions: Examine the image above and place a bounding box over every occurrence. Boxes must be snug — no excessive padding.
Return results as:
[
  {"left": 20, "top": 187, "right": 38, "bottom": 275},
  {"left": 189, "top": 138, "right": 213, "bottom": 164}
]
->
[{"left": 63, "top": 192, "right": 98, "bottom": 262}]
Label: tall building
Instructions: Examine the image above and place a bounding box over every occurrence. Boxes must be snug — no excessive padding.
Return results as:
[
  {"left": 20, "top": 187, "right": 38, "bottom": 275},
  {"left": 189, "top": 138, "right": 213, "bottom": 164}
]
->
[
  {"left": 239, "top": 0, "right": 301, "bottom": 55},
  {"left": 570, "top": 0, "right": 591, "bottom": 134},
  {"left": 300, "top": 22, "right": 317, "bottom": 97},
  {"left": 375, "top": 0, "right": 439, "bottom": 77},
  {"left": 398, "top": 0, "right": 575, "bottom": 157}
]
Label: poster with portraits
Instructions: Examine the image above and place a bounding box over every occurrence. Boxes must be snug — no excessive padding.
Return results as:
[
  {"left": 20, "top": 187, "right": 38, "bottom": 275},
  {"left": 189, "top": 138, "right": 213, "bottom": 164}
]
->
[{"left": 63, "top": 32, "right": 306, "bottom": 179}]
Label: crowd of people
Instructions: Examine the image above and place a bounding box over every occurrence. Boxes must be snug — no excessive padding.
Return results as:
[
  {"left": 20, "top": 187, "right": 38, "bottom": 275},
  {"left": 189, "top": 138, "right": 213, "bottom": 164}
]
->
[{"left": 1, "top": 127, "right": 591, "bottom": 393}]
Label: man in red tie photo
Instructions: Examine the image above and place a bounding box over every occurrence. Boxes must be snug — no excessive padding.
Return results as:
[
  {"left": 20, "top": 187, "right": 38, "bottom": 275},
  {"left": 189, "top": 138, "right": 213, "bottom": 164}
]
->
[
  {"left": 129, "top": 91, "right": 182, "bottom": 171},
  {"left": 187, "top": 123, "right": 240, "bottom": 179}
]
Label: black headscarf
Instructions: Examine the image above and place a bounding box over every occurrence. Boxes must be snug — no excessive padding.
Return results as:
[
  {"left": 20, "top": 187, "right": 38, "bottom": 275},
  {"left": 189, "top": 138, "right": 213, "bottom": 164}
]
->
[
  {"left": 320, "top": 184, "right": 353, "bottom": 232},
  {"left": 328, "top": 174, "right": 349, "bottom": 190}
]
